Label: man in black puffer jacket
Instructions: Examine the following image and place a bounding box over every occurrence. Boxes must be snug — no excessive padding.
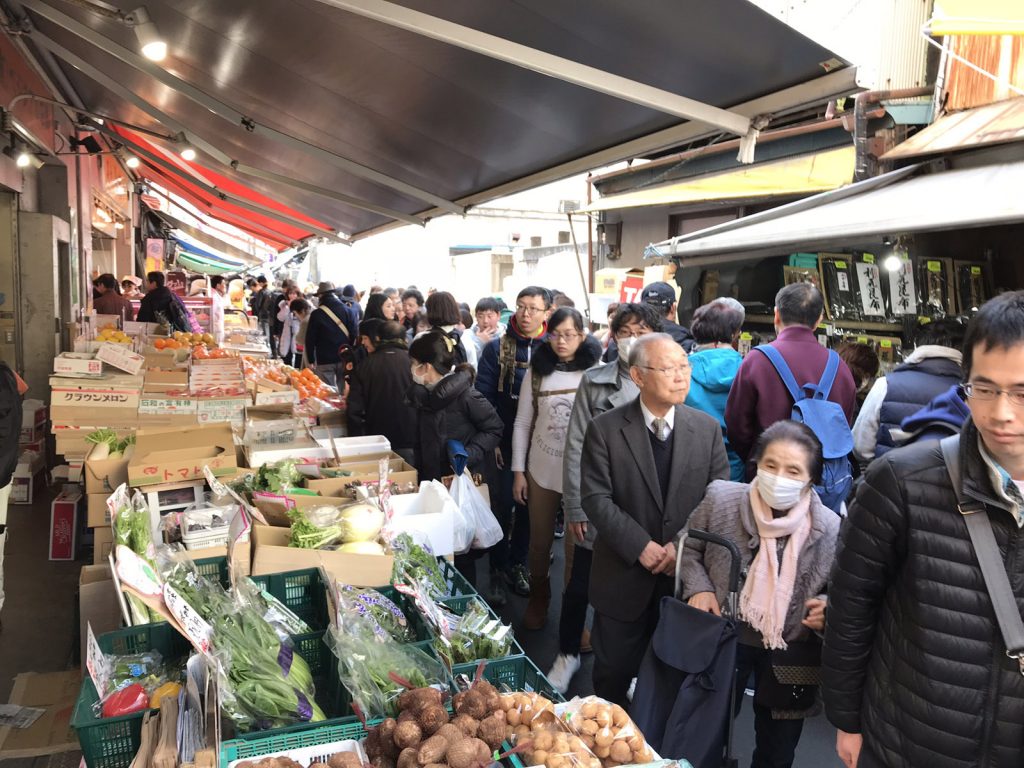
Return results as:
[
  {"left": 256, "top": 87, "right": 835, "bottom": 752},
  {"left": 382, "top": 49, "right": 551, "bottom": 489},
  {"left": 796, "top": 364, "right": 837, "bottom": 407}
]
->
[{"left": 824, "top": 290, "right": 1024, "bottom": 768}]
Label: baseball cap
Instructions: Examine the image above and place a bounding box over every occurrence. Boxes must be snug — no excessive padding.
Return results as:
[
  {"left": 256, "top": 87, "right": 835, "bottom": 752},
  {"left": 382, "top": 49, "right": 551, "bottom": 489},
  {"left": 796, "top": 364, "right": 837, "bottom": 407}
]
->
[{"left": 641, "top": 281, "right": 677, "bottom": 307}]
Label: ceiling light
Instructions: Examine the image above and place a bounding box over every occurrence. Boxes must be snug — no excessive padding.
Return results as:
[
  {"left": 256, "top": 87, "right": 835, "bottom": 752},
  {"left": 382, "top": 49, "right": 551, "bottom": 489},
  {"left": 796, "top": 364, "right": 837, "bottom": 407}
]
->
[
  {"left": 883, "top": 254, "right": 903, "bottom": 272},
  {"left": 125, "top": 155, "right": 140, "bottom": 169},
  {"left": 130, "top": 7, "right": 167, "bottom": 62},
  {"left": 180, "top": 146, "right": 196, "bottom": 161},
  {"left": 114, "top": 221, "right": 125, "bottom": 230},
  {"left": 96, "top": 207, "right": 112, "bottom": 222},
  {"left": 15, "top": 150, "right": 30, "bottom": 168}
]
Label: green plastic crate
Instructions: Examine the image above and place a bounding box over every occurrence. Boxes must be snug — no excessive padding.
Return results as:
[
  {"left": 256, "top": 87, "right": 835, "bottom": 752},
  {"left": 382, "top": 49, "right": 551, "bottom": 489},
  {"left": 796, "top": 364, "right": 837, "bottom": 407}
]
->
[
  {"left": 221, "top": 719, "right": 368, "bottom": 768},
  {"left": 451, "top": 654, "right": 565, "bottom": 703},
  {"left": 375, "top": 586, "right": 432, "bottom": 642},
  {"left": 438, "top": 558, "right": 476, "bottom": 597},
  {"left": 72, "top": 623, "right": 192, "bottom": 768}
]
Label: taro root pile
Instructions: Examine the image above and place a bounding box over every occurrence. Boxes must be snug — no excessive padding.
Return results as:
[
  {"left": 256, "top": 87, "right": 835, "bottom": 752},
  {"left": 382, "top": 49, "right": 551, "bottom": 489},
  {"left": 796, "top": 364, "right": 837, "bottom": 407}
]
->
[{"left": 364, "top": 680, "right": 508, "bottom": 768}]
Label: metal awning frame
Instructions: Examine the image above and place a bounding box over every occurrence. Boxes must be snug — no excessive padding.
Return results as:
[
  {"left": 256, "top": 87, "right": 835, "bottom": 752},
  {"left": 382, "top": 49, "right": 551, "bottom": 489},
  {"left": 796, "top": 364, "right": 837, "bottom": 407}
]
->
[
  {"left": 25, "top": 22, "right": 428, "bottom": 228},
  {"left": 20, "top": 0, "right": 463, "bottom": 215}
]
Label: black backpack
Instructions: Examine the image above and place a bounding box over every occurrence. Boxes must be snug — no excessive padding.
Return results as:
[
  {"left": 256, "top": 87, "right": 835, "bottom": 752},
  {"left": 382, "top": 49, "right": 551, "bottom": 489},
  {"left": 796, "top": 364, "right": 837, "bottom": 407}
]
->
[{"left": 0, "top": 363, "right": 23, "bottom": 488}]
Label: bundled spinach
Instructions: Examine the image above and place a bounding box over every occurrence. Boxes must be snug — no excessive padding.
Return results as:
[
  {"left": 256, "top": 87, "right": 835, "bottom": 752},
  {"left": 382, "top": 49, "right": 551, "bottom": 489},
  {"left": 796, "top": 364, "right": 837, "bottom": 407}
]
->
[{"left": 391, "top": 533, "right": 448, "bottom": 598}]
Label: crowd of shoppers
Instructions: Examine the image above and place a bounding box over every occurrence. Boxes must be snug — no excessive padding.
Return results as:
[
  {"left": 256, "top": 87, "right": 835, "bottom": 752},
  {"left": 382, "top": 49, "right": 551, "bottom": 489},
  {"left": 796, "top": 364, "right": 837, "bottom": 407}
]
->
[{"left": 89, "top": 266, "right": 1024, "bottom": 768}]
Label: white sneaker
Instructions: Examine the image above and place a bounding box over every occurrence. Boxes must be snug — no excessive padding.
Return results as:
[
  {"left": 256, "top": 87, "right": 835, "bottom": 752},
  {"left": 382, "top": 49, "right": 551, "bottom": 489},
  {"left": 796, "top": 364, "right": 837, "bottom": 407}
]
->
[
  {"left": 547, "top": 654, "right": 581, "bottom": 694},
  {"left": 626, "top": 677, "right": 637, "bottom": 702}
]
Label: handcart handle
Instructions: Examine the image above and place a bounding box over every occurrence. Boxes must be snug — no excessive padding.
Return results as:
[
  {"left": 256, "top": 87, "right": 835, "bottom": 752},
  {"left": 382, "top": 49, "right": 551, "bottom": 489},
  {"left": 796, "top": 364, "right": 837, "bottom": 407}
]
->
[{"left": 675, "top": 528, "right": 743, "bottom": 598}]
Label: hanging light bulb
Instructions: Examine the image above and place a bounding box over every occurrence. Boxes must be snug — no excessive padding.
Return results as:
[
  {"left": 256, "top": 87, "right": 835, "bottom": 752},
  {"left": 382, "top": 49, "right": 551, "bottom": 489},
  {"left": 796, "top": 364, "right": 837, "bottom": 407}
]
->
[
  {"left": 180, "top": 146, "right": 196, "bottom": 161},
  {"left": 130, "top": 7, "right": 167, "bottom": 62},
  {"left": 15, "top": 150, "right": 31, "bottom": 168},
  {"left": 125, "top": 155, "right": 140, "bottom": 169}
]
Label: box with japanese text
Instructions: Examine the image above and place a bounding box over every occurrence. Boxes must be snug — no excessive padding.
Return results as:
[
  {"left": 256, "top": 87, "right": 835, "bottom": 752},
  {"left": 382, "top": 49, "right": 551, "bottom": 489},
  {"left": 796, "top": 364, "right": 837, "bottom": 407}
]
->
[
  {"left": 53, "top": 353, "right": 103, "bottom": 377},
  {"left": 127, "top": 423, "right": 237, "bottom": 487},
  {"left": 49, "top": 487, "right": 81, "bottom": 560},
  {"left": 96, "top": 342, "right": 145, "bottom": 375},
  {"left": 83, "top": 443, "right": 130, "bottom": 495}
]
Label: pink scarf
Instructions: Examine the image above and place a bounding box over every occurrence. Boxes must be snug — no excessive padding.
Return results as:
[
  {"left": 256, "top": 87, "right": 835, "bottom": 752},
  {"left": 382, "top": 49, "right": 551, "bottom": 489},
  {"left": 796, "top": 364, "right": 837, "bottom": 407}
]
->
[{"left": 739, "top": 479, "right": 813, "bottom": 650}]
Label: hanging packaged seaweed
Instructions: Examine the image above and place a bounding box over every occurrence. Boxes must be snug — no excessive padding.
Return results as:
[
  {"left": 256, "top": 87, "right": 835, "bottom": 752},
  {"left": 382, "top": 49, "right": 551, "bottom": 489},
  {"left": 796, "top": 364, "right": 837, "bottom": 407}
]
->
[
  {"left": 886, "top": 258, "right": 918, "bottom": 317},
  {"left": 920, "top": 259, "right": 951, "bottom": 318},
  {"left": 854, "top": 255, "right": 886, "bottom": 321},
  {"left": 818, "top": 254, "right": 861, "bottom": 321},
  {"left": 954, "top": 261, "right": 990, "bottom": 313}
]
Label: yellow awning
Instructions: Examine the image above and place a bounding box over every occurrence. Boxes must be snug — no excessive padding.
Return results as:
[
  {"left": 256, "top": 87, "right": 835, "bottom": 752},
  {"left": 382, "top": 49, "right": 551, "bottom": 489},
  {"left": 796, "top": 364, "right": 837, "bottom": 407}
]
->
[
  {"left": 927, "top": 0, "right": 1024, "bottom": 35},
  {"left": 583, "top": 146, "right": 855, "bottom": 213}
]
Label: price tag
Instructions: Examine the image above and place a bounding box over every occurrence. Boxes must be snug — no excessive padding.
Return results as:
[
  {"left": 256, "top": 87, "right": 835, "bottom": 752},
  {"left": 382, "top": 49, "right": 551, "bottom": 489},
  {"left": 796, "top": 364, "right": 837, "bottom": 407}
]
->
[
  {"left": 880, "top": 339, "right": 893, "bottom": 348},
  {"left": 857, "top": 336, "right": 868, "bottom": 344},
  {"left": 163, "top": 583, "right": 213, "bottom": 654},
  {"left": 740, "top": 332, "right": 752, "bottom": 340},
  {"left": 85, "top": 623, "right": 110, "bottom": 697},
  {"left": 927, "top": 261, "right": 942, "bottom": 273},
  {"left": 227, "top": 506, "right": 251, "bottom": 586},
  {"left": 971, "top": 266, "right": 982, "bottom": 275},
  {"left": 861, "top": 253, "right": 875, "bottom": 264},
  {"left": 835, "top": 260, "right": 847, "bottom": 269}
]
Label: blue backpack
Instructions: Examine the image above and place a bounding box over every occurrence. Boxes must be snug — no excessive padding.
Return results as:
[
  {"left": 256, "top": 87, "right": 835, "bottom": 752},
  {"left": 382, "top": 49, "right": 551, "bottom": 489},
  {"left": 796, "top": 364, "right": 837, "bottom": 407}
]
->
[{"left": 754, "top": 345, "right": 853, "bottom": 513}]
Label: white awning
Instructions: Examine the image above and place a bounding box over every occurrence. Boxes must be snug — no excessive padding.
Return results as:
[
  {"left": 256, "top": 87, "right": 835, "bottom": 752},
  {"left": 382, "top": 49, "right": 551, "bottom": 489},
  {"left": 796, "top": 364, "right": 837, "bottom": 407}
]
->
[{"left": 653, "top": 160, "right": 1024, "bottom": 261}]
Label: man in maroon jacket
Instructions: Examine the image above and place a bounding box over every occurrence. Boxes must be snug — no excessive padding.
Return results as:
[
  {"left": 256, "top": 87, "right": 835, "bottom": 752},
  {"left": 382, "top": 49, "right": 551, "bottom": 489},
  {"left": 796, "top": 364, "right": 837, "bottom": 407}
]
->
[{"left": 724, "top": 282, "right": 856, "bottom": 474}]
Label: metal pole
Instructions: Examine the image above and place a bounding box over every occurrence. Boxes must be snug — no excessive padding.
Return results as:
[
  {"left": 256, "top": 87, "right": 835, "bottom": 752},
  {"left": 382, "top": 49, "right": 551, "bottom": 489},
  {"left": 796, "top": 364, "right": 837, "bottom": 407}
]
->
[{"left": 567, "top": 212, "right": 591, "bottom": 321}]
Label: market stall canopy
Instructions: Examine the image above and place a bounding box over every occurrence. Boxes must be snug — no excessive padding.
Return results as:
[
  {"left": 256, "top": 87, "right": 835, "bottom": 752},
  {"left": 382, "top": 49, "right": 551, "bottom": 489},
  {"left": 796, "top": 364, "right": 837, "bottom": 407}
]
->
[
  {"left": 15, "top": 0, "right": 853, "bottom": 241},
  {"left": 650, "top": 160, "right": 1024, "bottom": 261},
  {"left": 152, "top": 209, "right": 264, "bottom": 267},
  {"left": 925, "top": 0, "right": 1024, "bottom": 35},
  {"left": 583, "top": 146, "right": 855, "bottom": 213},
  {"left": 882, "top": 97, "right": 1024, "bottom": 160}
]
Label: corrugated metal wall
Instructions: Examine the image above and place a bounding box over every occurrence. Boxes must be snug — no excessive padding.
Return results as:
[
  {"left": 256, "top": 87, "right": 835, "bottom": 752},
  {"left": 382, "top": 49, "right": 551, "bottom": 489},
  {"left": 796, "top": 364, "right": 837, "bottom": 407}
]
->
[
  {"left": 945, "top": 35, "right": 1024, "bottom": 110},
  {"left": 749, "top": 0, "right": 932, "bottom": 90}
]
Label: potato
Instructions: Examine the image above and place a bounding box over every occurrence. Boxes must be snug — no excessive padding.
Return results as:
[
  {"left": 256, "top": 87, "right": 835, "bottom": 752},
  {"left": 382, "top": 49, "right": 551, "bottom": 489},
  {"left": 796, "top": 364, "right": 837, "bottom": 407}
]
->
[
  {"left": 380, "top": 718, "right": 398, "bottom": 743},
  {"left": 499, "top": 695, "right": 514, "bottom": 712},
  {"left": 310, "top": 762, "right": 330, "bottom": 768},
  {"left": 399, "top": 688, "right": 443, "bottom": 714},
  {"left": 594, "top": 709, "right": 612, "bottom": 729},
  {"left": 457, "top": 691, "right": 489, "bottom": 720},
  {"left": 533, "top": 730, "right": 554, "bottom": 751},
  {"left": 609, "top": 741, "right": 632, "bottom": 763},
  {"left": 416, "top": 735, "right": 448, "bottom": 765},
  {"left": 633, "top": 747, "right": 653, "bottom": 763},
  {"left": 580, "top": 735, "right": 595, "bottom": 751},
  {"left": 328, "top": 753, "right": 362, "bottom": 768},
  {"left": 417, "top": 704, "right": 449, "bottom": 736},
  {"left": 446, "top": 738, "right": 490, "bottom": 768},
  {"left": 546, "top": 756, "right": 566, "bottom": 768},
  {"left": 593, "top": 744, "right": 611, "bottom": 760},
  {"left": 396, "top": 748, "right": 419, "bottom": 768},
  {"left": 580, "top": 702, "right": 599, "bottom": 719},
  {"left": 530, "top": 751, "right": 549, "bottom": 766},
  {"left": 610, "top": 705, "right": 629, "bottom": 729},
  {"left": 451, "top": 714, "right": 480, "bottom": 738},
  {"left": 478, "top": 714, "right": 507, "bottom": 751},
  {"left": 513, "top": 724, "right": 531, "bottom": 742},
  {"left": 371, "top": 758, "right": 395, "bottom": 768},
  {"left": 578, "top": 719, "right": 599, "bottom": 736},
  {"left": 394, "top": 721, "right": 423, "bottom": 749},
  {"left": 436, "top": 723, "right": 465, "bottom": 745},
  {"left": 506, "top": 708, "right": 522, "bottom": 727},
  {"left": 594, "top": 728, "right": 614, "bottom": 748}
]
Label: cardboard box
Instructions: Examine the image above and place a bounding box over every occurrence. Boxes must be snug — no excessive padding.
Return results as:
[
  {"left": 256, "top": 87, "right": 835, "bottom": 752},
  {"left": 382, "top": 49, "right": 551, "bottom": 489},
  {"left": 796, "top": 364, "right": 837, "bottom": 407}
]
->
[
  {"left": 49, "top": 487, "right": 81, "bottom": 560},
  {"left": 92, "top": 527, "right": 114, "bottom": 564},
  {"left": 49, "top": 406, "right": 140, "bottom": 430},
  {"left": 83, "top": 443, "right": 130, "bottom": 495},
  {"left": 123, "top": 320, "right": 161, "bottom": 336},
  {"left": 389, "top": 482, "right": 457, "bottom": 556},
  {"left": 96, "top": 342, "right": 145, "bottom": 375},
  {"left": 0, "top": 671, "right": 80, "bottom": 757},
  {"left": 251, "top": 492, "right": 351, "bottom": 527},
  {"left": 143, "top": 369, "right": 189, "bottom": 392},
  {"left": 78, "top": 565, "right": 120, "bottom": 667},
  {"left": 19, "top": 400, "right": 47, "bottom": 442},
  {"left": 10, "top": 453, "right": 45, "bottom": 505},
  {"left": 53, "top": 353, "right": 103, "bottom": 377},
  {"left": 250, "top": 523, "right": 393, "bottom": 585},
  {"left": 196, "top": 396, "right": 249, "bottom": 427},
  {"left": 306, "top": 460, "right": 418, "bottom": 496},
  {"left": 128, "top": 423, "right": 237, "bottom": 487},
  {"left": 86, "top": 493, "right": 110, "bottom": 527}
]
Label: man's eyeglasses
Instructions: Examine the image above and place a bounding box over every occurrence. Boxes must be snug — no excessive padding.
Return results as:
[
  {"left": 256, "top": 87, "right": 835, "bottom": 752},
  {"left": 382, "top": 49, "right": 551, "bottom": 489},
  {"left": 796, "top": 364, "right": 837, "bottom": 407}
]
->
[
  {"left": 550, "top": 332, "right": 581, "bottom": 342},
  {"left": 615, "top": 329, "right": 651, "bottom": 340},
  {"left": 962, "top": 382, "right": 1024, "bottom": 407},
  {"left": 516, "top": 304, "right": 546, "bottom": 315},
  {"left": 638, "top": 364, "right": 691, "bottom": 378}
]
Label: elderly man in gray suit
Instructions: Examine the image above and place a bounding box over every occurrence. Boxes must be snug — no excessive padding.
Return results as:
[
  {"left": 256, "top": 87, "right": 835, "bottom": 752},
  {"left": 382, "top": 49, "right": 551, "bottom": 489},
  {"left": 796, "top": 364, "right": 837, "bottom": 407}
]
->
[{"left": 581, "top": 332, "right": 729, "bottom": 706}]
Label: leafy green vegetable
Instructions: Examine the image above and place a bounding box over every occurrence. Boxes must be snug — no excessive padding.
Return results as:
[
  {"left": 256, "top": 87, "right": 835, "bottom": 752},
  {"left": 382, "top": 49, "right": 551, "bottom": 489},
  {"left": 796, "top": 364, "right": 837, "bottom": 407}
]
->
[
  {"left": 231, "top": 460, "right": 305, "bottom": 495},
  {"left": 110, "top": 485, "right": 162, "bottom": 624},
  {"left": 338, "top": 585, "right": 414, "bottom": 643},
  {"left": 391, "top": 533, "right": 447, "bottom": 598},
  {"left": 432, "top": 598, "right": 513, "bottom": 667},
  {"left": 287, "top": 508, "right": 344, "bottom": 550}
]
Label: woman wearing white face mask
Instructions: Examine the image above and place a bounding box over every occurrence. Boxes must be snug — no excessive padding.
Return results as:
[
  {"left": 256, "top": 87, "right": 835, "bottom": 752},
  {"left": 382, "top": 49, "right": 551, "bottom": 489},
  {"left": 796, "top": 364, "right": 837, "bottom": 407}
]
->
[
  {"left": 680, "top": 420, "right": 840, "bottom": 768},
  {"left": 407, "top": 331, "right": 504, "bottom": 585}
]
